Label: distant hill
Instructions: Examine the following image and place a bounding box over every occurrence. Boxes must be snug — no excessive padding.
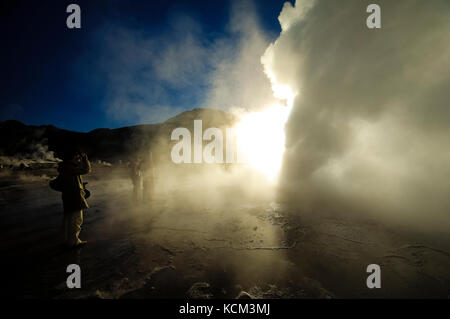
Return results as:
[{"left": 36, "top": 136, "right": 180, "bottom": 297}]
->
[{"left": 0, "top": 108, "right": 236, "bottom": 163}]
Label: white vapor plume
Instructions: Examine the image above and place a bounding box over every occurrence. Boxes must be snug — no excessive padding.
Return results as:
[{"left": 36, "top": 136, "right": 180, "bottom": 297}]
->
[
  {"left": 202, "top": 0, "right": 279, "bottom": 113},
  {"left": 92, "top": 1, "right": 279, "bottom": 125},
  {"left": 262, "top": 0, "right": 450, "bottom": 230}
]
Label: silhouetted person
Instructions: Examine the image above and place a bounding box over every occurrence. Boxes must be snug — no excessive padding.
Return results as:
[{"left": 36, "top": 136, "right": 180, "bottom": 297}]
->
[
  {"left": 142, "top": 151, "right": 155, "bottom": 202},
  {"left": 129, "top": 155, "right": 143, "bottom": 201},
  {"left": 58, "top": 150, "right": 91, "bottom": 248}
]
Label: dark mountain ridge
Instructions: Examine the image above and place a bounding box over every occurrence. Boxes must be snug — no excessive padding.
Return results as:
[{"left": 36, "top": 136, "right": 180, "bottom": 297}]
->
[{"left": 0, "top": 108, "right": 236, "bottom": 162}]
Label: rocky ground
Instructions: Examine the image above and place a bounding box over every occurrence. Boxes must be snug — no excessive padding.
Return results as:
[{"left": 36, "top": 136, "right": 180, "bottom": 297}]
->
[{"left": 0, "top": 163, "right": 449, "bottom": 298}]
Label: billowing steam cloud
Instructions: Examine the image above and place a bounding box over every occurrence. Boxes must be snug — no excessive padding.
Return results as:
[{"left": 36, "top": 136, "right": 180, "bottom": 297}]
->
[
  {"left": 92, "top": 1, "right": 277, "bottom": 125},
  {"left": 262, "top": 0, "right": 450, "bottom": 230}
]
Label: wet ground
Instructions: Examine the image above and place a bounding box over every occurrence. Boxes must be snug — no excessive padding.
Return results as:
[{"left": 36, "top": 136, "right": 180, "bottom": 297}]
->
[{"left": 0, "top": 163, "right": 449, "bottom": 298}]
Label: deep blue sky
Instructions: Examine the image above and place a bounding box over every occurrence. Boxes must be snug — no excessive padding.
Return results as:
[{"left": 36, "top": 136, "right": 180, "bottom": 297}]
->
[{"left": 0, "top": 0, "right": 291, "bottom": 132}]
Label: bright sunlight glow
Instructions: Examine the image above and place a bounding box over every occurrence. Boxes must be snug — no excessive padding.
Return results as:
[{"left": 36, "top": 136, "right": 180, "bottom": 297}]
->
[{"left": 234, "top": 85, "right": 295, "bottom": 183}]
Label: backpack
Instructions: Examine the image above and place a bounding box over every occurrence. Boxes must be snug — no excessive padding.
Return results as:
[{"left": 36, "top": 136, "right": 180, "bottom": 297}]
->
[{"left": 49, "top": 175, "right": 63, "bottom": 192}]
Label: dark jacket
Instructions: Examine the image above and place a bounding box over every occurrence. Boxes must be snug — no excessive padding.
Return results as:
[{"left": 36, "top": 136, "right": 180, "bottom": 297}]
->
[{"left": 57, "top": 157, "right": 91, "bottom": 213}]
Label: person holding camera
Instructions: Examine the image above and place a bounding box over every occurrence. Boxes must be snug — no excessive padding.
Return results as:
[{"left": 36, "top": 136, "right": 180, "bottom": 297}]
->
[{"left": 57, "top": 150, "right": 91, "bottom": 248}]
